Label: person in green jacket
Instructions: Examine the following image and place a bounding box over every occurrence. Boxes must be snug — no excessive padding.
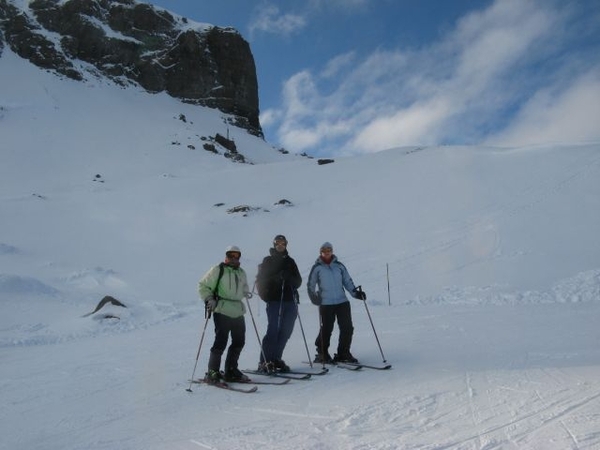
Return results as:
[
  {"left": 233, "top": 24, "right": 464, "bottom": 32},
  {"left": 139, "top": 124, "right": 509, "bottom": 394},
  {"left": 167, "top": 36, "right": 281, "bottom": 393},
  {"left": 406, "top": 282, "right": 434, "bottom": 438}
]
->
[{"left": 198, "top": 245, "right": 252, "bottom": 383}]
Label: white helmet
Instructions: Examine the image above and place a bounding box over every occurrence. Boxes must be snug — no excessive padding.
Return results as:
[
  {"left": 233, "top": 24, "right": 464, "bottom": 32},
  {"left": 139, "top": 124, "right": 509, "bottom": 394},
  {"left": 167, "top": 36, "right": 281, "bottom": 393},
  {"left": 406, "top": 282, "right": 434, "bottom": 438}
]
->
[{"left": 225, "top": 245, "right": 241, "bottom": 255}]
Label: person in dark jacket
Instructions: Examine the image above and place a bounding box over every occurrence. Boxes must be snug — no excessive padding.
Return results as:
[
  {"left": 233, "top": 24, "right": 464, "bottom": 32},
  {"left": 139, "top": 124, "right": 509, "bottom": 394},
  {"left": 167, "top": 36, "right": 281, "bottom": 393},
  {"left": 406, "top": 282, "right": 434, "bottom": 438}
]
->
[
  {"left": 256, "top": 235, "right": 302, "bottom": 373},
  {"left": 307, "top": 242, "right": 366, "bottom": 364}
]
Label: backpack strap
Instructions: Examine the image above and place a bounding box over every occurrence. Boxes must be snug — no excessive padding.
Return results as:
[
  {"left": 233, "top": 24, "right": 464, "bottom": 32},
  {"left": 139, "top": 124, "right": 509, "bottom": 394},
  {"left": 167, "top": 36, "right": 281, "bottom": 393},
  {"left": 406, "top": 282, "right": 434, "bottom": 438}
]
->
[
  {"left": 213, "top": 263, "right": 226, "bottom": 298},
  {"left": 206, "top": 263, "right": 226, "bottom": 319}
]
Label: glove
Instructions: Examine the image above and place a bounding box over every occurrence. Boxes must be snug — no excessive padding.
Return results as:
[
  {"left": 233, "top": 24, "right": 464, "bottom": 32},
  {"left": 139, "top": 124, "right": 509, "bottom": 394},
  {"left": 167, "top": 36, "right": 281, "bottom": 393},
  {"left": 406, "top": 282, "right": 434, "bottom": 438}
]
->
[
  {"left": 205, "top": 296, "right": 217, "bottom": 311},
  {"left": 353, "top": 288, "right": 367, "bottom": 301},
  {"left": 244, "top": 291, "right": 253, "bottom": 299},
  {"left": 293, "top": 290, "right": 300, "bottom": 304},
  {"left": 308, "top": 291, "right": 321, "bottom": 305}
]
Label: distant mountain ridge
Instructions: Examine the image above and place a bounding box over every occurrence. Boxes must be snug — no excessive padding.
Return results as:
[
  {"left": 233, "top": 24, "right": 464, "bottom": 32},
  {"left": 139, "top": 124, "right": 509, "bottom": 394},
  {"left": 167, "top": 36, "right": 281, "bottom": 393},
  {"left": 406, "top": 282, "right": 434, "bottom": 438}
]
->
[{"left": 0, "top": 0, "right": 261, "bottom": 135}]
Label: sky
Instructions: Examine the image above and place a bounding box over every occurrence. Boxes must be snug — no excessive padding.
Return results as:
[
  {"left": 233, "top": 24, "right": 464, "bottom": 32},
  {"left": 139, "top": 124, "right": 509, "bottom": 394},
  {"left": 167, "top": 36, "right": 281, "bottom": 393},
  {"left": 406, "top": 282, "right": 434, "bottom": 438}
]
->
[
  {"left": 146, "top": 0, "right": 600, "bottom": 157},
  {"left": 1, "top": 48, "right": 600, "bottom": 449}
]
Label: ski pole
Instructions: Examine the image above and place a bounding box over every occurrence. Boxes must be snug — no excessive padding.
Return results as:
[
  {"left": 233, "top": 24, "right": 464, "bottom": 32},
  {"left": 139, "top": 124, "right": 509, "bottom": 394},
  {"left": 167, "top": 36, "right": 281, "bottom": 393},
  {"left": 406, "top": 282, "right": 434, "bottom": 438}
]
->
[
  {"left": 251, "top": 280, "right": 262, "bottom": 317},
  {"left": 186, "top": 311, "right": 211, "bottom": 392},
  {"left": 245, "top": 294, "right": 269, "bottom": 369},
  {"left": 295, "top": 294, "right": 313, "bottom": 368},
  {"left": 317, "top": 308, "right": 326, "bottom": 370},
  {"left": 277, "top": 278, "right": 284, "bottom": 332},
  {"left": 357, "top": 286, "right": 387, "bottom": 363}
]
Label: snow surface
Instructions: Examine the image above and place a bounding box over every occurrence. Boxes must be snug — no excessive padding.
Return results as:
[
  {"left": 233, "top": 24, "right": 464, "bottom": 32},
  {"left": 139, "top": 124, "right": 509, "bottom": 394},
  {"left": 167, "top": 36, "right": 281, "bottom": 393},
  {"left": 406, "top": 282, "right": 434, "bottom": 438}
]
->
[{"left": 1, "top": 48, "right": 600, "bottom": 449}]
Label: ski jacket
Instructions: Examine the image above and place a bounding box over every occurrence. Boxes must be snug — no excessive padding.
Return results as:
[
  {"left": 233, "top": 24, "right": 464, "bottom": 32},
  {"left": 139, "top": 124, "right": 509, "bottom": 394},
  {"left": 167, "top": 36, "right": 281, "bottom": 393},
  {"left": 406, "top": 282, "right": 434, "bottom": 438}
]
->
[
  {"left": 198, "top": 263, "right": 249, "bottom": 318},
  {"left": 256, "top": 248, "right": 302, "bottom": 302},
  {"left": 307, "top": 255, "right": 357, "bottom": 306}
]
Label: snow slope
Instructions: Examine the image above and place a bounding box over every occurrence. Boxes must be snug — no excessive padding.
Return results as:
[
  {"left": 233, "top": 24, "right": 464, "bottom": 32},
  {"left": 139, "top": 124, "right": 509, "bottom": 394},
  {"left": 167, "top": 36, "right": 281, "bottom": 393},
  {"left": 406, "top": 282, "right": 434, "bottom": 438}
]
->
[{"left": 1, "top": 48, "right": 600, "bottom": 449}]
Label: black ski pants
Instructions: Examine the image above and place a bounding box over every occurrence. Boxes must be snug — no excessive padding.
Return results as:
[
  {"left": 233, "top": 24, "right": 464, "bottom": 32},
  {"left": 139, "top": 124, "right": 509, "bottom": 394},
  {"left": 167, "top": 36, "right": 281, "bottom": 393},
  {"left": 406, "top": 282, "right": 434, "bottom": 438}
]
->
[
  {"left": 315, "top": 301, "right": 354, "bottom": 356},
  {"left": 209, "top": 312, "right": 246, "bottom": 370}
]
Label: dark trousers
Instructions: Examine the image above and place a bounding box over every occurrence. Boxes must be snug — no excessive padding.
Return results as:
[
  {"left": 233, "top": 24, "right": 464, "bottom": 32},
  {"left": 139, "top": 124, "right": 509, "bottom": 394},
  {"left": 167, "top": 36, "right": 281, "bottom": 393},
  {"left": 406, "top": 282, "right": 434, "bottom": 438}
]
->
[
  {"left": 209, "top": 312, "right": 246, "bottom": 371},
  {"left": 315, "top": 301, "right": 354, "bottom": 356},
  {"left": 260, "top": 301, "right": 297, "bottom": 363}
]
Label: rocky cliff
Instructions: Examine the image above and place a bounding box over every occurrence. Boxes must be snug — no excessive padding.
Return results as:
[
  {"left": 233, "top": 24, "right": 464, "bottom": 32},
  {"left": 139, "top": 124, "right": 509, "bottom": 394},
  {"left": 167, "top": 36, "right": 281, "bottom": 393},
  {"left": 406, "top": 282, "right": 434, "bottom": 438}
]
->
[{"left": 0, "top": 0, "right": 261, "bottom": 135}]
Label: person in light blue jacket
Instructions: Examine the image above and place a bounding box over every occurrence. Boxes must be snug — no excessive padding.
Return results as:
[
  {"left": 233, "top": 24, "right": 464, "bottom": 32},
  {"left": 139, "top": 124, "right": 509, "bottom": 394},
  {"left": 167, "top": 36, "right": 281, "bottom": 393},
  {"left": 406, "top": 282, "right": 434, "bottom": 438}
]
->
[{"left": 307, "top": 242, "right": 367, "bottom": 364}]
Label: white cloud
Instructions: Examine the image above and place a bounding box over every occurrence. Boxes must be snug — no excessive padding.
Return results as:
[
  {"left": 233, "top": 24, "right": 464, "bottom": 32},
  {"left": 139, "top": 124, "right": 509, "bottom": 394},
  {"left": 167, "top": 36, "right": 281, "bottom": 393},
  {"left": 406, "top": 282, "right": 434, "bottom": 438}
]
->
[
  {"left": 259, "top": 108, "right": 279, "bottom": 128},
  {"left": 270, "top": 0, "right": 600, "bottom": 156},
  {"left": 280, "top": 70, "right": 319, "bottom": 120},
  {"left": 486, "top": 70, "right": 600, "bottom": 146},
  {"left": 248, "top": 0, "right": 372, "bottom": 39},
  {"left": 352, "top": 98, "right": 452, "bottom": 152},
  {"left": 275, "top": 70, "right": 355, "bottom": 152},
  {"left": 309, "top": 0, "right": 371, "bottom": 11},
  {"left": 450, "top": 0, "right": 558, "bottom": 93},
  {"left": 249, "top": 4, "right": 306, "bottom": 37},
  {"left": 320, "top": 52, "right": 356, "bottom": 79}
]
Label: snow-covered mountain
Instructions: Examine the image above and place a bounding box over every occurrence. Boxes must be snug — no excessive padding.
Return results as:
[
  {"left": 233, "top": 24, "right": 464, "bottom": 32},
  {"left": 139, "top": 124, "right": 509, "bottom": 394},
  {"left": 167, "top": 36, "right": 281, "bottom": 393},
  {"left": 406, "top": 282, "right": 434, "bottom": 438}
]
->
[
  {"left": 0, "top": 0, "right": 261, "bottom": 135},
  {"left": 2, "top": 47, "right": 600, "bottom": 449}
]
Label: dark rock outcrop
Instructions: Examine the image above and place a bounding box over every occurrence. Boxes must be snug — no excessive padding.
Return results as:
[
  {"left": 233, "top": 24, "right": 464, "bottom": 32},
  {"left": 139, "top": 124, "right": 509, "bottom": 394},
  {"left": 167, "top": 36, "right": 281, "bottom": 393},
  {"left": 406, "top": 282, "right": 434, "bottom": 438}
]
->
[
  {"left": 317, "top": 158, "right": 335, "bottom": 165},
  {"left": 0, "top": 0, "right": 261, "bottom": 135},
  {"left": 81, "top": 295, "right": 127, "bottom": 318}
]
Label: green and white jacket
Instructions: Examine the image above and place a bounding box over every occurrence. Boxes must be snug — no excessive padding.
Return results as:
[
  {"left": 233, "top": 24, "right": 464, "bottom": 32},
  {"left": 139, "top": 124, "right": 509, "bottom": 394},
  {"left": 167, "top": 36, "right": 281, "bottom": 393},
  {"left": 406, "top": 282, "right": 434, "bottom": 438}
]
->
[{"left": 198, "top": 263, "right": 249, "bottom": 318}]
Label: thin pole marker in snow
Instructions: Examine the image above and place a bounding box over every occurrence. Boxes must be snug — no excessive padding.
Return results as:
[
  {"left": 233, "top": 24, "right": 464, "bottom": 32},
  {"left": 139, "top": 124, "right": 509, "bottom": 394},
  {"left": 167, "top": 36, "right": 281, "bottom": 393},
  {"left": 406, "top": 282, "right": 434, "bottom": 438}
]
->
[{"left": 386, "top": 263, "right": 391, "bottom": 306}]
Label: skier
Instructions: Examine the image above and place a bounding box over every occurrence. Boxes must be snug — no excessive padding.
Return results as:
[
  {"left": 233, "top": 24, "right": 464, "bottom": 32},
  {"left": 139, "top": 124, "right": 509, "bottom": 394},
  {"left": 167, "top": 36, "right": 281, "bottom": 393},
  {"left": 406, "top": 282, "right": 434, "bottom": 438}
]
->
[
  {"left": 198, "top": 245, "right": 252, "bottom": 383},
  {"left": 255, "top": 234, "right": 302, "bottom": 373},
  {"left": 307, "top": 242, "right": 367, "bottom": 364}
]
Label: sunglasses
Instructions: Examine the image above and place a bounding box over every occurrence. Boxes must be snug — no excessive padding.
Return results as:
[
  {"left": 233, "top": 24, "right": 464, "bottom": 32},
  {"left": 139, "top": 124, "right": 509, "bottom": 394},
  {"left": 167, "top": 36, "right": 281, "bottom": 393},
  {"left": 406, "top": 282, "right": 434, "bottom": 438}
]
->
[
  {"left": 226, "top": 252, "right": 241, "bottom": 259},
  {"left": 274, "top": 240, "right": 287, "bottom": 246},
  {"left": 320, "top": 248, "right": 333, "bottom": 253}
]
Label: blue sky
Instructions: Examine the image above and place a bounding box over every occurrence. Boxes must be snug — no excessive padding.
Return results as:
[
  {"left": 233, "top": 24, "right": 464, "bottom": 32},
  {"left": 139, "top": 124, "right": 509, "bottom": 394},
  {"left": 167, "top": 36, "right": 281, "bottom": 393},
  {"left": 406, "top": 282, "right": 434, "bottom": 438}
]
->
[{"left": 147, "top": 0, "right": 600, "bottom": 157}]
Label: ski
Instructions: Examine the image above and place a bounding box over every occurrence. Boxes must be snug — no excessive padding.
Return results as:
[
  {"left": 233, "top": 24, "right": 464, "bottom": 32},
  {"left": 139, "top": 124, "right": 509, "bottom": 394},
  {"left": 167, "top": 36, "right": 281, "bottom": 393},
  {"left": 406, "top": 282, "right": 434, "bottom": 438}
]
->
[
  {"left": 303, "top": 361, "right": 362, "bottom": 371},
  {"left": 191, "top": 379, "right": 258, "bottom": 393},
  {"left": 243, "top": 369, "right": 311, "bottom": 380},
  {"left": 343, "top": 362, "right": 392, "bottom": 370},
  {"left": 232, "top": 377, "right": 291, "bottom": 386},
  {"left": 334, "top": 362, "right": 363, "bottom": 370},
  {"left": 286, "top": 367, "right": 329, "bottom": 376},
  {"left": 191, "top": 377, "right": 289, "bottom": 386}
]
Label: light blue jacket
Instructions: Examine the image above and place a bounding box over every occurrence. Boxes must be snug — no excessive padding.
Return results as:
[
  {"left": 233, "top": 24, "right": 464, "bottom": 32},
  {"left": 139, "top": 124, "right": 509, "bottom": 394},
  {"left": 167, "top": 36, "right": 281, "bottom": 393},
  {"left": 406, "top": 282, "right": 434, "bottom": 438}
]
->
[{"left": 307, "top": 255, "right": 357, "bottom": 305}]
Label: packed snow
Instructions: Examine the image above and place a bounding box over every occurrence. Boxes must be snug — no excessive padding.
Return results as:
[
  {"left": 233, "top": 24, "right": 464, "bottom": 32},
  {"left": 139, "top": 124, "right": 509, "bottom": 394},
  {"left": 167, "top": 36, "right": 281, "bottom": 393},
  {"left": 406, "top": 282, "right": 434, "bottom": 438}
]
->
[{"left": 1, "top": 48, "right": 600, "bottom": 449}]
